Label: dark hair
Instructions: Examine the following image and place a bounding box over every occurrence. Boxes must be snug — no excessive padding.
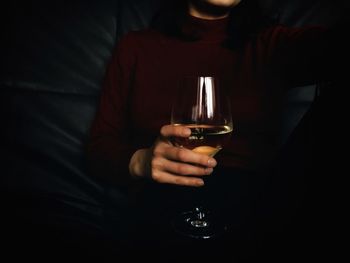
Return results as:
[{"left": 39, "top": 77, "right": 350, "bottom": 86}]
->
[{"left": 151, "top": 0, "right": 274, "bottom": 48}]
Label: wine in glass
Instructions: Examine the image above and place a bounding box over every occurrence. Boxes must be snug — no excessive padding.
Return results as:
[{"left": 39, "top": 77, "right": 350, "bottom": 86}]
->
[{"left": 171, "top": 76, "right": 233, "bottom": 239}]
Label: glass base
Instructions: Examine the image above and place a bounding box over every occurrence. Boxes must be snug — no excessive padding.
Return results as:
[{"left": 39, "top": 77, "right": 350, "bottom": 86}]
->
[{"left": 171, "top": 208, "right": 227, "bottom": 240}]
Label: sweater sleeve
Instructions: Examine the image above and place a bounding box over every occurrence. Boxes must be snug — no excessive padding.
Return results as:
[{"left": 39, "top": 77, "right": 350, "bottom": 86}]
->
[{"left": 87, "top": 33, "right": 139, "bottom": 188}]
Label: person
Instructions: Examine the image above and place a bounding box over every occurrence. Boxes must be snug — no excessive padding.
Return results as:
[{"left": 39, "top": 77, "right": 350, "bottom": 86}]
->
[{"left": 87, "top": 0, "right": 348, "bottom": 256}]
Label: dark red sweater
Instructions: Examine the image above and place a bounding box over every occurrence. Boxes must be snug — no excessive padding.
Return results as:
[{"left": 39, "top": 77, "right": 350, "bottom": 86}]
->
[{"left": 87, "top": 15, "right": 329, "bottom": 185}]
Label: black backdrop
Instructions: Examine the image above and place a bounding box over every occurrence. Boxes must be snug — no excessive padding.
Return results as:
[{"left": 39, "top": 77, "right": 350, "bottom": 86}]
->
[{"left": 0, "top": 0, "right": 345, "bottom": 261}]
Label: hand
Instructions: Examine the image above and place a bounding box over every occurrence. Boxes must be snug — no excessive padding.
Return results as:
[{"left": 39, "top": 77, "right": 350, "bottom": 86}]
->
[{"left": 129, "top": 124, "right": 217, "bottom": 187}]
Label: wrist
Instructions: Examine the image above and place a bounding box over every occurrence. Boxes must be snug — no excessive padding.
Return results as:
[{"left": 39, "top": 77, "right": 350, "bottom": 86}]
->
[{"left": 129, "top": 148, "right": 151, "bottom": 179}]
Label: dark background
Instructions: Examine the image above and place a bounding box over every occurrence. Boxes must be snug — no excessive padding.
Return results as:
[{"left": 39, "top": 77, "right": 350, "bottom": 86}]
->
[{"left": 0, "top": 0, "right": 345, "bottom": 261}]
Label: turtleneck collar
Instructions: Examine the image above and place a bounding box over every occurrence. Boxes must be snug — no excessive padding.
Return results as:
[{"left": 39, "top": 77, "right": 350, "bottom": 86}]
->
[{"left": 181, "top": 14, "right": 230, "bottom": 42}]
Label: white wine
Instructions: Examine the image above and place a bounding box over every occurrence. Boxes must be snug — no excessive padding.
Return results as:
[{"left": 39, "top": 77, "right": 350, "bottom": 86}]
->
[
  {"left": 173, "top": 124, "right": 233, "bottom": 155},
  {"left": 192, "top": 145, "right": 221, "bottom": 157}
]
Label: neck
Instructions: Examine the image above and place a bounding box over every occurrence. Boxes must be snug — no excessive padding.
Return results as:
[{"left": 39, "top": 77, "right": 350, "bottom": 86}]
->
[
  {"left": 182, "top": 12, "right": 229, "bottom": 42},
  {"left": 188, "top": 1, "right": 231, "bottom": 20}
]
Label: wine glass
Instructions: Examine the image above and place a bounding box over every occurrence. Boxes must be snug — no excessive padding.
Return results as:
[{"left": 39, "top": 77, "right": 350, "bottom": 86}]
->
[{"left": 170, "top": 76, "right": 233, "bottom": 239}]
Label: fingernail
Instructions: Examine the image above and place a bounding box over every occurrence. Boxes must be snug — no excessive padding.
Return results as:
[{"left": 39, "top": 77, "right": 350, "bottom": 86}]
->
[
  {"left": 183, "top": 128, "right": 191, "bottom": 136},
  {"left": 208, "top": 158, "right": 217, "bottom": 167},
  {"left": 196, "top": 180, "right": 204, "bottom": 187},
  {"left": 206, "top": 168, "right": 213, "bottom": 175}
]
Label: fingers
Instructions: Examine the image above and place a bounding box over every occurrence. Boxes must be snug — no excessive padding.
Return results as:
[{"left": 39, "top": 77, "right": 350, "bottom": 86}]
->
[
  {"left": 152, "top": 157, "right": 214, "bottom": 177},
  {"left": 152, "top": 170, "right": 205, "bottom": 187},
  {"left": 160, "top": 124, "right": 191, "bottom": 138},
  {"left": 155, "top": 145, "right": 217, "bottom": 168},
  {"left": 150, "top": 144, "right": 217, "bottom": 187},
  {"left": 148, "top": 124, "right": 217, "bottom": 187}
]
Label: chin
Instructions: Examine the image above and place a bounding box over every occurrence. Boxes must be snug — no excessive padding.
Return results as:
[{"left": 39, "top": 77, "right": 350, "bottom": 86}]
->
[{"left": 203, "top": 0, "right": 242, "bottom": 8}]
